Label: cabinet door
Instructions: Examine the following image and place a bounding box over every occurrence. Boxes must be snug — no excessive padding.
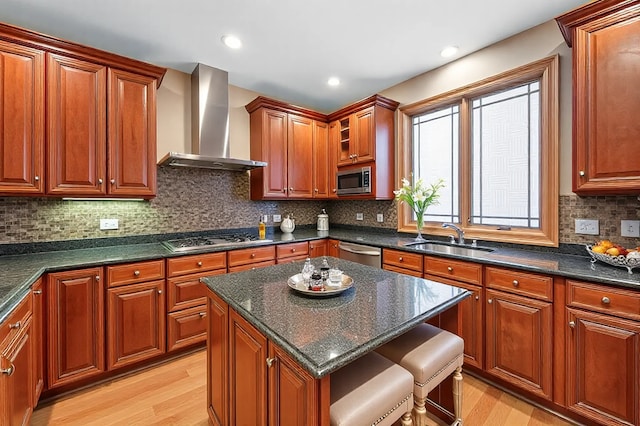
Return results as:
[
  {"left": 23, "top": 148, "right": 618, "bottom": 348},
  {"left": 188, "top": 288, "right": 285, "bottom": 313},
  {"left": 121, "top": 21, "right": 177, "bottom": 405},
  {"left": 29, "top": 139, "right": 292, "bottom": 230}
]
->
[
  {"left": 352, "top": 107, "right": 375, "bottom": 164},
  {"left": 309, "top": 239, "right": 328, "bottom": 258},
  {"left": 328, "top": 121, "right": 339, "bottom": 197},
  {"left": 47, "top": 268, "right": 104, "bottom": 389},
  {"left": 286, "top": 114, "right": 314, "bottom": 198},
  {"left": 456, "top": 282, "right": 483, "bottom": 369},
  {"left": 485, "top": 289, "right": 552, "bottom": 400},
  {"left": 268, "top": 342, "right": 318, "bottom": 426},
  {"left": 327, "top": 239, "right": 340, "bottom": 258},
  {"left": 207, "top": 291, "right": 228, "bottom": 426},
  {"left": 167, "top": 304, "right": 207, "bottom": 352},
  {"left": 229, "top": 309, "right": 267, "bottom": 426},
  {"left": 254, "top": 109, "right": 288, "bottom": 199},
  {"left": 1, "top": 316, "right": 33, "bottom": 426},
  {"left": 107, "top": 69, "right": 157, "bottom": 197},
  {"left": 566, "top": 308, "right": 640, "bottom": 426},
  {"left": 106, "top": 280, "right": 165, "bottom": 370},
  {"left": 313, "top": 120, "right": 329, "bottom": 198},
  {"left": 0, "top": 40, "right": 44, "bottom": 195},
  {"left": 31, "top": 279, "right": 44, "bottom": 404},
  {"left": 47, "top": 54, "right": 107, "bottom": 195}
]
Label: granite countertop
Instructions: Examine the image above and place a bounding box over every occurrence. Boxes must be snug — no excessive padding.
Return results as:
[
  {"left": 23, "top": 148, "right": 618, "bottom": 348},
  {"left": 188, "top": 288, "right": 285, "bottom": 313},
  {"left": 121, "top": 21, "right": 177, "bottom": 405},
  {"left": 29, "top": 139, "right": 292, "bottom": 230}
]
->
[
  {"left": 201, "top": 258, "right": 469, "bottom": 378},
  {"left": 1, "top": 226, "right": 639, "bottom": 323}
]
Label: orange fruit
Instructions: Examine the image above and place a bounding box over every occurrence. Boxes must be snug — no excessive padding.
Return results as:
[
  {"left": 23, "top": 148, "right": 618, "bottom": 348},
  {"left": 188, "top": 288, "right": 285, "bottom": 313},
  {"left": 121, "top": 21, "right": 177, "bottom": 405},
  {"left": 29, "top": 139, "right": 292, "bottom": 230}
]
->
[
  {"left": 606, "top": 247, "right": 620, "bottom": 257},
  {"left": 591, "top": 245, "right": 606, "bottom": 254},
  {"left": 598, "top": 240, "right": 614, "bottom": 249}
]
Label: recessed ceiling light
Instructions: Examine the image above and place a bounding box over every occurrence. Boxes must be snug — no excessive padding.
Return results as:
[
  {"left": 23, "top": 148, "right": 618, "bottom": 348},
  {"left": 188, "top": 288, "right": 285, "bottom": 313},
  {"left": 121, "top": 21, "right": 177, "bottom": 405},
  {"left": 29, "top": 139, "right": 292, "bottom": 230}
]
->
[
  {"left": 327, "top": 77, "right": 340, "bottom": 86},
  {"left": 221, "top": 35, "right": 242, "bottom": 49},
  {"left": 440, "top": 45, "right": 459, "bottom": 58}
]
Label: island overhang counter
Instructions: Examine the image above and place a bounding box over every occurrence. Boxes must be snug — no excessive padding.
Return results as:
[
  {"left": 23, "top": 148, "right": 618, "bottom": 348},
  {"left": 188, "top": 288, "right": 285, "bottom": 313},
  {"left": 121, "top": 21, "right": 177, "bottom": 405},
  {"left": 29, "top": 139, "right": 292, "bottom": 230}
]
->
[{"left": 201, "top": 258, "right": 470, "bottom": 426}]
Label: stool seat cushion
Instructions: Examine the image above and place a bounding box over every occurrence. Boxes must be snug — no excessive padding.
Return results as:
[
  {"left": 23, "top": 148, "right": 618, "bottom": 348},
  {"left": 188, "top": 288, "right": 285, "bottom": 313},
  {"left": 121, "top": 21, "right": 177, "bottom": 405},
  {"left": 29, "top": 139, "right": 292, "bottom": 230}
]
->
[
  {"left": 376, "top": 323, "right": 463, "bottom": 395},
  {"left": 330, "top": 351, "right": 413, "bottom": 426}
]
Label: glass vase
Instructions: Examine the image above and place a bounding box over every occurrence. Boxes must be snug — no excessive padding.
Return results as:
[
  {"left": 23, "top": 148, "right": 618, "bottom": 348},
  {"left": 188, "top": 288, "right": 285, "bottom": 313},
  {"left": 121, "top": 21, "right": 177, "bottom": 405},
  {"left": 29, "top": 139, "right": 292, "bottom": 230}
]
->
[{"left": 415, "top": 211, "right": 427, "bottom": 242}]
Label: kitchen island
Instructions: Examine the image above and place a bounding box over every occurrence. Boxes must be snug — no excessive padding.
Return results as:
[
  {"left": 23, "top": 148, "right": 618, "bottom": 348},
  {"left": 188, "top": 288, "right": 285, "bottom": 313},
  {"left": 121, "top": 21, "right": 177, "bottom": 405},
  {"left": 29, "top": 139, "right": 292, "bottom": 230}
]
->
[{"left": 201, "top": 257, "right": 469, "bottom": 426}]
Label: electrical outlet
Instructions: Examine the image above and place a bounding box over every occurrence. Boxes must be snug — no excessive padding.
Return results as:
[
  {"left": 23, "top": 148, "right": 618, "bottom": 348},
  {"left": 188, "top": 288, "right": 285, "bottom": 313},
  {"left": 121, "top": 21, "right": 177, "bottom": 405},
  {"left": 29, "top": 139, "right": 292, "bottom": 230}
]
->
[
  {"left": 261, "top": 214, "right": 269, "bottom": 223},
  {"left": 377, "top": 213, "right": 384, "bottom": 222},
  {"left": 100, "top": 218, "right": 119, "bottom": 230},
  {"left": 356, "top": 213, "right": 364, "bottom": 221},
  {"left": 621, "top": 220, "right": 640, "bottom": 237},
  {"left": 575, "top": 219, "right": 599, "bottom": 235},
  {"left": 273, "top": 214, "right": 281, "bottom": 223}
]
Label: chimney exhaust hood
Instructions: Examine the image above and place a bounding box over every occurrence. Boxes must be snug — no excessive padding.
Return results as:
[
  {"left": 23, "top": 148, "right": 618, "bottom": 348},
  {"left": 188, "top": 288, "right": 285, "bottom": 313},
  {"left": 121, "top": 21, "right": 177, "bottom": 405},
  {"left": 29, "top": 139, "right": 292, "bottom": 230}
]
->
[{"left": 158, "top": 64, "right": 266, "bottom": 171}]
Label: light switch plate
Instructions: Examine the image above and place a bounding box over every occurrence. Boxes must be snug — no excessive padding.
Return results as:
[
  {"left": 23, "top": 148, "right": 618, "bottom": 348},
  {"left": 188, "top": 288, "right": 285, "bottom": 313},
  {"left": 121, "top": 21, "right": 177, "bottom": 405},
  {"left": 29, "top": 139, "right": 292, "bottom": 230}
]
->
[
  {"left": 377, "top": 214, "right": 384, "bottom": 222},
  {"left": 356, "top": 213, "right": 364, "bottom": 221},
  {"left": 621, "top": 220, "right": 640, "bottom": 237},
  {"left": 575, "top": 219, "right": 599, "bottom": 235},
  {"left": 100, "top": 218, "right": 119, "bottom": 230},
  {"left": 273, "top": 214, "right": 282, "bottom": 223}
]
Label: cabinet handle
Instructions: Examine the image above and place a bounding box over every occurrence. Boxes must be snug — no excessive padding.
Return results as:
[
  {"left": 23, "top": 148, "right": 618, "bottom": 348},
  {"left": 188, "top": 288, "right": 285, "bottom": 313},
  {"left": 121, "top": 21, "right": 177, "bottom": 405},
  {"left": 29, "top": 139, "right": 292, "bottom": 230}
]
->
[
  {"left": 601, "top": 296, "right": 610, "bottom": 305},
  {"left": 512, "top": 280, "right": 519, "bottom": 287},
  {"left": 110, "top": 179, "right": 116, "bottom": 184},
  {"left": 487, "top": 299, "right": 493, "bottom": 304},
  {"left": 1, "top": 362, "right": 15, "bottom": 376},
  {"left": 266, "top": 357, "right": 277, "bottom": 367},
  {"left": 9, "top": 321, "right": 21, "bottom": 330},
  {"left": 579, "top": 170, "right": 585, "bottom": 177},
  {"left": 447, "top": 266, "right": 453, "bottom": 272},
  {"left": 33, "top": 289, "right": 42, "bottom": 295},
  {"left": 399, "top": 257, "right": 403, "bottom": 262},
  {"left": 158, "top": 290, "right": 163, "bottom": 294},
  {"left": 569, "top": 321, "right": 575, "bottom": 328},
  {"left": 199, "top": 312, "right": 206, "bottom": 318},
  {"left": 34, "top": 175, "right": 40, "bottom": 181},
  {"left": 98, "top": 178, "right": 103, "bottom": 184},
  {"left": 134, "top": 270, "right": 140, "bottom": 276},
  {"left": 197, "top": 261, "right": 203, "bottom": 267}
]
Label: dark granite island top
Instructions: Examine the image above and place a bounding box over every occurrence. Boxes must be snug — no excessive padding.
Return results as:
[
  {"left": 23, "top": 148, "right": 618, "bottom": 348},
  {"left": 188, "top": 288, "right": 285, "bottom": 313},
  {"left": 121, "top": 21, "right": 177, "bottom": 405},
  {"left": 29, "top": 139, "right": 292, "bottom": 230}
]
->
[{"left": 201, "top": 257, "right": 469, "bottom": 379}]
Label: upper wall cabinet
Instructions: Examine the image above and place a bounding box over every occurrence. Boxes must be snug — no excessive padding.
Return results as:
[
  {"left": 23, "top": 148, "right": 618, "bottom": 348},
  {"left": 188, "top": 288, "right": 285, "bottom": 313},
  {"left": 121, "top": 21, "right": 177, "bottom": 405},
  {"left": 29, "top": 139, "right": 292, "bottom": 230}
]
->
[
  {"left": 0, "top": 22, "right": 165, "bottom": 198},
  {"left": 246, "top": 97, "right": 328, "bottom": 200},
  {"left": 557, "top": 1, "right": 640, "bottom": 195}
]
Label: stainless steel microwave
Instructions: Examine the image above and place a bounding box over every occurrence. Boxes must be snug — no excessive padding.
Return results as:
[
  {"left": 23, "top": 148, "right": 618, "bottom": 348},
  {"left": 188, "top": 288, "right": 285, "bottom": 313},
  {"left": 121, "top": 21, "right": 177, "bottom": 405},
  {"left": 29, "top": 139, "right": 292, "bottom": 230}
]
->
[{"left": 337, "top": 166, "right": 371, "bottom": 195}]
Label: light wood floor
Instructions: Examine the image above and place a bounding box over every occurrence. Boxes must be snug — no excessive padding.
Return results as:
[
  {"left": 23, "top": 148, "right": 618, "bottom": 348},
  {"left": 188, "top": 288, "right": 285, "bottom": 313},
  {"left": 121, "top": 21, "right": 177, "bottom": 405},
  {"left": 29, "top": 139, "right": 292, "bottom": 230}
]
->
[{"left": 32, "top": 350, "right": 575, "bottom": 426}]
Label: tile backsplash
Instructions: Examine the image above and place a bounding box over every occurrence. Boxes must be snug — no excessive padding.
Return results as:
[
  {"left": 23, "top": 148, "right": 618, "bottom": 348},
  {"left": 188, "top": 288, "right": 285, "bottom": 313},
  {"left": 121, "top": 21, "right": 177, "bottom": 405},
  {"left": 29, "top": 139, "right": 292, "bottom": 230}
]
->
[{"left": 0, "top": 167, "right": 638, "bottom": 249}]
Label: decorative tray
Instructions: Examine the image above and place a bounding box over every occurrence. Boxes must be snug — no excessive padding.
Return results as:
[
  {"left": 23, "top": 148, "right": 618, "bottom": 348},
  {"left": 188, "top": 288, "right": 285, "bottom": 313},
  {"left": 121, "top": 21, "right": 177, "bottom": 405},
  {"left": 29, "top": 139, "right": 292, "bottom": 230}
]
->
[
  {"left": 287, "top": 273, "right": 354, "bottom": 297},
  {"left": 586, "top": 245, "right": 640, "bottom": 274}
]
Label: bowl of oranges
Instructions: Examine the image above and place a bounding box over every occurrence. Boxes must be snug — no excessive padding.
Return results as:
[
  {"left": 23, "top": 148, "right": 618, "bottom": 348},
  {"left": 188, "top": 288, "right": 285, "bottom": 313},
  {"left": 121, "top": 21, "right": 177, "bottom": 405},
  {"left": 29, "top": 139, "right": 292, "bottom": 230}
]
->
[{"left": 586, "top": 240, "right": 640, "bottom": 274}]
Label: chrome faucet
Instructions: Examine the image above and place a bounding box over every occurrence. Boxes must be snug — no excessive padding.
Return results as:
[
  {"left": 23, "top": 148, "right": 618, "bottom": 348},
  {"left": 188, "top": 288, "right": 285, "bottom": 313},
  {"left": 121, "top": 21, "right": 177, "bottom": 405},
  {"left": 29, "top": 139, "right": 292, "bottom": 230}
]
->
[{"left": 442, "top": 223, "right": 465, "bottom": 245}]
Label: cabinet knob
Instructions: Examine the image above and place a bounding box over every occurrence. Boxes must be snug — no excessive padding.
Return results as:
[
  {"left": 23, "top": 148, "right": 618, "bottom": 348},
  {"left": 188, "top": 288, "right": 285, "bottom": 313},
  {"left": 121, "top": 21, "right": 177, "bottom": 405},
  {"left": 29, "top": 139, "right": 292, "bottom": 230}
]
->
[
  {"left": 110, "top": 179, "right": 116, "bottom": 184},
  {"left": 266, "top": 357, "right": 277, "bottom": 367},
  {"left": 250, "top": 253, "right": 256, "bottom": 258},
  {"left": 158, "top": 290, "right": 163, "bottom": 294},
  {"left": 399, "top": 257, "right": 403, "bottom": 262},
  {"left": 34, "top": 175, "right": 40, "bottom": 181},
  {"left": 289, "top": 187, "right": 293, "bottom": 191},
  {"left": 332, "top": 189, "right": 337, "bottom": 193},
  {"left": 199, "top": 312, "right": 206, "bottom": 318},
  {"left": 0, "top": 362, "right": 15, "bottom": 376},
  {"left": 283, "top": 188, "right": 286, "bottom": 192},
  {"left": 512, "top": 280, "right": 519, "bottom": 287},
  {"left": 33, "top": 289, "right": 42, "bottom": 295},
  {"left": 134, "top": 270, "right": 140, "bottom": 276},
  {"left": 197, "top": 261, "right": 203, "bottom": 267},
  {"left": 569, "top": 321, "right": 575, "bottom": 328},
  {"left": 95, "top": 276, "right": 100, "bottom": 281},
  {"left": 488, "top": 299, "right": 493, "bottom": 304},
  {"left": 291, "top": 248, "right": 296, "bottom": 252},
  {"left": 475, "top": 295, "right": 479, "bottom": 300},
  {"left": 447, "top": 266, "right": 453, "bottom": 272},
  {"left": 98, "top": 178, "right": 103, "bottom": 184},
  {"left": 314, "top": 188, "right": 318, "bottom": 193},
  {"left": 601, "top": 296, "right": 610, "bottom": 305},
  {"left": 579, "top": 170, "right": 585, "bottom": 177},
  {"left": 9, "top": 321, "right": 21, "bottom": 330}
]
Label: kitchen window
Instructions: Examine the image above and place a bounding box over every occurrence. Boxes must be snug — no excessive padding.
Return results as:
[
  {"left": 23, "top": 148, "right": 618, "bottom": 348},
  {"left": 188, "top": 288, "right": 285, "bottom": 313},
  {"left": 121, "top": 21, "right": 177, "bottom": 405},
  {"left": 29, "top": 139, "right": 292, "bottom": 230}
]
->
[{"left": 397, "top": 56, "right": 559, "bottom": 247}]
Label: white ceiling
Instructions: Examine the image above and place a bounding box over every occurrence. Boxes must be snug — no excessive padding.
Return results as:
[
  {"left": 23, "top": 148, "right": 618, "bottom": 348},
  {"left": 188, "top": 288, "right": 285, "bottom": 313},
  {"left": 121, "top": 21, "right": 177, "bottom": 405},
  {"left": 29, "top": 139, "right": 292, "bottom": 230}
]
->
[{"left": 2, "top": 0, "right": 587, "bottom": 113}]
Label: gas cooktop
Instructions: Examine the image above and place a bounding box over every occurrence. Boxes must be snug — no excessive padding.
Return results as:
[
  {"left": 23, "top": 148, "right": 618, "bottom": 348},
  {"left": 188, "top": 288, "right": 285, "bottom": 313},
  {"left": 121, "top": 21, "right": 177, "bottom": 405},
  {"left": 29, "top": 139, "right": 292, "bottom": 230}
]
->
[{"left": 162, "top": 233, "right": 272, "bottom": 253}]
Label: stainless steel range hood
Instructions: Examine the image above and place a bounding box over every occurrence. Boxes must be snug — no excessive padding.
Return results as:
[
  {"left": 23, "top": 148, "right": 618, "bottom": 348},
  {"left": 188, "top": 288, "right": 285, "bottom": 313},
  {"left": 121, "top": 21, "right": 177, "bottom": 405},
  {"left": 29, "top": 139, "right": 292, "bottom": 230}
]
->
[{"left": 158, "top": 64, "right": 266, "bottom": 171}]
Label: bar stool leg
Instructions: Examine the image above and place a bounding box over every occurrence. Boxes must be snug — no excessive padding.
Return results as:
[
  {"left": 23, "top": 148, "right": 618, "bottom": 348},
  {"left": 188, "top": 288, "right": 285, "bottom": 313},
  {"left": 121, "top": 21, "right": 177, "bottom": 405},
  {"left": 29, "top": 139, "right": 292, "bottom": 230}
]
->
[
  {"left": 452, "top": 366, "right": 463, "bottom": 426},
  {"left": 412, "top": 395, "right": 428, "bottom": 426},
  {"left": 400, "top": 411, "right": 413, "bottom": 426}
]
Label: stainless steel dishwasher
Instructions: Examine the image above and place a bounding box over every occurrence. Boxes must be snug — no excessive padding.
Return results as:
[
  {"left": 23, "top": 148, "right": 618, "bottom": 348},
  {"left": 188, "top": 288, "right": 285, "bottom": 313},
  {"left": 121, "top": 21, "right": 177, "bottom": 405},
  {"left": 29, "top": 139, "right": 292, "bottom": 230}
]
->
[{"left": 338, "top": 241, "right": 382, "bottom": 268}]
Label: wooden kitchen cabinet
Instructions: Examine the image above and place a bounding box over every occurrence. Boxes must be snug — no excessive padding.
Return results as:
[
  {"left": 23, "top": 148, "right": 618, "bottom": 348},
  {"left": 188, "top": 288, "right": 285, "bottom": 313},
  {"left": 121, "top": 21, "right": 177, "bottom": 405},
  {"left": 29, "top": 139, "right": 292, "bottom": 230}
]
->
[
  {"left": 0, "top": 294, "right": 34, "bottom": 426},
  {"left": 47, "top": 267, "right": 105, "bottom": 389},
  {"left": 309, "top": 239, "right": 328, "bottom": 258},
  {"left": 313, "top": 121, "right": 329, "bottom": 198},
  {"left": 106, "top": 260, "right": 166, "bottom": 370},
  {"left": 327, "top": 239, "right": 340, "bottom": 257},
  {"left": 485, "top": 268, "right": 553, "bottom": 401},
  {"left": 276, "top": 241, "right": 309, "bottom": 264},
  {"left": 0, "top": 40, "right": 45, "bottom": 196},
  {"left": 247, "top": 97, "right": 328, "bottom": 200},
  {"left": 557, "top": 1, "right": 640, "bottom": 194},
  {"left": 227, "top": 245, "right": 276, "bottom": 272},
  {"left": 565, "top": 279, "right": 640, "bottom": 425},
  {"left": 328, "top": 121, "right": 339, "bottom": 198},
  {"left": 383, "top": 248, "right": 423, "bottom": 278},
  {"left": 31, "top": 278, "right": 44, "bottom": 404}
]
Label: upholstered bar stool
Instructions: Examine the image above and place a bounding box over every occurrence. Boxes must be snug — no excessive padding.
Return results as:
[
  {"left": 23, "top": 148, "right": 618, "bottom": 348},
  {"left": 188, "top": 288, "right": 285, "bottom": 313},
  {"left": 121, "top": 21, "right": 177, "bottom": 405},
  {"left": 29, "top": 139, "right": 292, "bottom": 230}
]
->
[
  {"left": 376, "top": 323, "right": 464, "bottom": 426},
  {"left": 330, "top": 351, "right": 414, "bottom": 426}
]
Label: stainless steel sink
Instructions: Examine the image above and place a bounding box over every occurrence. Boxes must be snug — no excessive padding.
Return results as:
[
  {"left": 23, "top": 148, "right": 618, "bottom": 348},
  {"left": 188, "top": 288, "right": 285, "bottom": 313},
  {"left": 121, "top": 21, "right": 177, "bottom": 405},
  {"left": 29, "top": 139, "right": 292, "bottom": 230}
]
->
[{"left": 407, "top": 240, "right": 494, "bottom": 256}]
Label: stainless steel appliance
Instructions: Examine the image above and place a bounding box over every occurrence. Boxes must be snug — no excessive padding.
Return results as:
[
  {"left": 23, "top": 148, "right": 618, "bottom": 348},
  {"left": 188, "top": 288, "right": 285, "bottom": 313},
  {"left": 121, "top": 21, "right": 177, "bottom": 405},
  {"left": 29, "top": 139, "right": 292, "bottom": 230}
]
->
[
  {"left": 163, "top": 233, "right": 271, "bottom": 253},
  {"left": 337, "top": 166, "right": 371, "bottom": 195},
  {"left": 338, "top": 241, "right": 381, "bottom": 268}
]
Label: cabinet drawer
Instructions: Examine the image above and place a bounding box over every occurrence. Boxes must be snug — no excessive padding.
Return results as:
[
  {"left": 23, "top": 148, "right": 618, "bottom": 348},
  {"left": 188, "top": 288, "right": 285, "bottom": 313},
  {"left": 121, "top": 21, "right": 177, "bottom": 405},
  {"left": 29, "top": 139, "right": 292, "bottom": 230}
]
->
[
  {"left": 227, "top": 246, "right": 276, "bottom": 268},
  {"left": 228, "top": 259, "right": 276, "bottom": 273},
  {"left": 167, "top": 269, "right": 224, "bottom": 312},
  {"left": 167, "top": 305, "right": 207, "bottom": 352},
  {"left": 567, "top": 280, "right": 640, "bottom": 321},
  {"left": 0, "top": 294, "right": 31, "bottom": 344},
  {"left": 107, "top": 259, "right": 165, "bottom": 288},
  {"left": 383, "top": 264, "right": 423, "bottom": 278},
  {"left": 383, "top": 249, "right": 423, "bottom": 273},
  {"left": 167, "top": 252, "right": 227, "bottom": 277},
  {"left": 276, "top": 242, "right": 309, "bottom": 260},
  {"left": 276, "top": 254, "right": 308, "bottom": 265},
  {"left": 424, "top": 256, "right": 482, "bottom": 285},
  {"left": 485, "top": 267, "right": 553, "bottom": 302}
]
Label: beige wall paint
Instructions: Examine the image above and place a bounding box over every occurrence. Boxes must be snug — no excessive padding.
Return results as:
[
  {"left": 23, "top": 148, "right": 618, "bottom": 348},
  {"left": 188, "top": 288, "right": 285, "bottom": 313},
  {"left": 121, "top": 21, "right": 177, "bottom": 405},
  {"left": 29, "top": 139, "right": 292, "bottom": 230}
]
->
[
  {"left": 156, "top": 69, "right": 260, "bottom": 162},
  {"left": 380, "top": 20, "right": 573, "bottom": 195}
]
